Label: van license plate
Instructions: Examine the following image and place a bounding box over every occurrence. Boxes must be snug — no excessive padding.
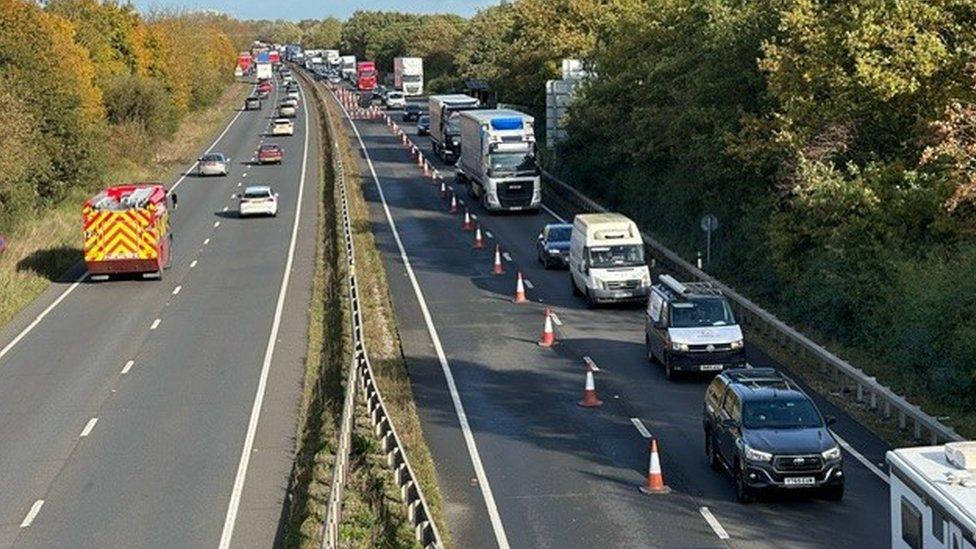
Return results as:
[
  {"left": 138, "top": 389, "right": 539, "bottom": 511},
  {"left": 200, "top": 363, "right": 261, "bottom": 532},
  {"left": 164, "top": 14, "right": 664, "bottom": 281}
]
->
[
  {"left": 784, "top": 477, "right": 815, "bottom": 486},
  {"left": 700, "top": 364, "right": 723, "bottom": 371}
]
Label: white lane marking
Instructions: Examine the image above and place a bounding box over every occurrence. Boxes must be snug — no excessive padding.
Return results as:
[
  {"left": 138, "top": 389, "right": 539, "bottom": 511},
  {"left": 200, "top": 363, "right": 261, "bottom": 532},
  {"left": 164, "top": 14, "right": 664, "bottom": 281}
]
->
[
  {"left": 203, "top": 238, "right": 210, "bottom": 246},
  {"left": 336, "top": 92, "right": 511, "bottom": 549},
  {"left": 218, "top": 76, "right": 310, "bottom": 549},
  {"left": 502, "top": 252, "right": 512, "bottom": 262},
  {"left": 831, "top": 430, "right": 888, "bottom": 483},
  {"left": 242, "top": 172, "right": 248, "bottom": 178},
  {"left": 485, "top": 231, "right": 494, "bottom": 239},
  {"left": 79, "top": 417, "right": 98, "bottom": 438},
  {"left": 120, "top": 360, "right": 134, "bottom": 375},
  {"left": 20, "top": 500, "right": 43, "bottom": 528},
  {"left": 214, "top": 221, "right": 220, "bottom": 228},
  {"left": 149, "top": 319, "right": 161, "bottom": 330},
  {"left": 631, "top": 417, "right": 651, "bottom": 439},
  {"left": 237, "top": 182, "right": 242, "bottom": 187},
  {"left": 583, "top": 356, "right": 601, "bottom": 372},
  {"left": 700, "top": 507, "right": 730, "bottom": 540},
  {"left": 0, "top": 272, "right": 86, "bottom": 362},
  {"left": 190, "top": 260, "right": 198, "bottom": 268},
  {"left": 542, "top": 204, "right": 567, "bottom": 223},
  {"left": 523, "top": 279, "right": 534, "bottom": 289},
  {"left": 172, "top": 285, "right": 182, "bottom": 296},
  {"left": 550, "top": 312, "right": 563, "bottom": 326}
]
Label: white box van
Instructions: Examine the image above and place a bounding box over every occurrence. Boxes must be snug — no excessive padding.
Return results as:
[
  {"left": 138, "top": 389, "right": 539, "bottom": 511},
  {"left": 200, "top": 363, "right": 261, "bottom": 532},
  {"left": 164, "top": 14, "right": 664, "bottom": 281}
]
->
[{"left": 569, "top": 213, "right": 651, "bottom": 306}]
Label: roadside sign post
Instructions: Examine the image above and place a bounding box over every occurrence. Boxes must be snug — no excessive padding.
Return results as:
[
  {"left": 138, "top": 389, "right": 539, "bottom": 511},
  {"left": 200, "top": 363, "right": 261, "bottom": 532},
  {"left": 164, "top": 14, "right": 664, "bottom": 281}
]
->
[{"left": 700, "top": 214, "right": 718, "bottom": 266}]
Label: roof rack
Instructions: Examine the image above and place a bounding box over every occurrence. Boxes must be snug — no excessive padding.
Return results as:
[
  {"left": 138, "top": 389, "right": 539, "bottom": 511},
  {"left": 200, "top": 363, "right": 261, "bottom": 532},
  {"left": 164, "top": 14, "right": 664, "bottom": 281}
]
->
[
  {"left": 724, "top": 368, "right": 799, "bottom": 391},
  {"left": 659, "top": 274, "right": 725, "bottom": 298}
]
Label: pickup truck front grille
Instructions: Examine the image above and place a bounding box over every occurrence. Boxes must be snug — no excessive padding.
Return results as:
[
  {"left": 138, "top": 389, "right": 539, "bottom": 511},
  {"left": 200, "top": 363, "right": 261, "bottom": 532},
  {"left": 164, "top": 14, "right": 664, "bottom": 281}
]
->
[{"left": 773, "top": 455, "right": 824, "bottom": 473}]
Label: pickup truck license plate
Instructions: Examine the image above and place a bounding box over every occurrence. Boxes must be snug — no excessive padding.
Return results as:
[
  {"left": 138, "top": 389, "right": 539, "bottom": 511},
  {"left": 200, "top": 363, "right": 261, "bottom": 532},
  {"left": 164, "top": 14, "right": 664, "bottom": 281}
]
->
[
  {"left": 784, "top": 477, "right": 816, "bottom": 486},
  {"left": 700, "top": 364, "right": 724, "bottom": 371}
]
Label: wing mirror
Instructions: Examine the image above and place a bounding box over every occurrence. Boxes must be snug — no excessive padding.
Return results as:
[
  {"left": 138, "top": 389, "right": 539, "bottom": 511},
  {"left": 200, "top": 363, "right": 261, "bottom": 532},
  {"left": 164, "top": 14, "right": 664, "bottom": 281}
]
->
[{"left": 169, "top": 192, "right": 178, "bottom": 209}]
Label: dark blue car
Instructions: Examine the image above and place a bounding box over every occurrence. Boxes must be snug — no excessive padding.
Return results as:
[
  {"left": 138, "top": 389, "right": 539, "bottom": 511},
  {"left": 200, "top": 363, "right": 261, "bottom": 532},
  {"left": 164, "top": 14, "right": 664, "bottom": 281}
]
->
[{"left": 537, "top": 223, "right": 572, "bottom": 269}]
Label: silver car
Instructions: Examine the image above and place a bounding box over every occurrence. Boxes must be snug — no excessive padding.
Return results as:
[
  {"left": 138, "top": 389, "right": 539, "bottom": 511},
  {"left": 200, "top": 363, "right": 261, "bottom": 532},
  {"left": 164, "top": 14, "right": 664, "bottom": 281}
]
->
[{"left": 198, "top": 152, "right": 229, "bottom": 176}]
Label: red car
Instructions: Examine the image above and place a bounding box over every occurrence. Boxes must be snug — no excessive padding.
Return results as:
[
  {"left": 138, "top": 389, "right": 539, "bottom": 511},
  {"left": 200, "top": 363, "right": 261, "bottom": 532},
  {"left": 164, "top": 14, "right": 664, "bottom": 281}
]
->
[
  {"left": 257, "top": 143, "right": 283, "bottom": 164},
  {"left": 257, "top": 80, "right": 272, "bottom": 94}
]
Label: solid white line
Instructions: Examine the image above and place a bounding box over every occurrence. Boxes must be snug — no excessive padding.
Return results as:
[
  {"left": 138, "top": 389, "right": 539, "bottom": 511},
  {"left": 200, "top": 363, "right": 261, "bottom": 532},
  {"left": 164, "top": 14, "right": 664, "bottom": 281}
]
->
[
  {"left": 190, "top": 260, "right": 198, "bottom": 268},
  {"left": 336, "top": 90, "right": 511, "bottom": 549},
  {"left": 20, "top": 500, "right": 43, "bottom": 528},
  {"left": 0, "top": 272, "right": 86, "bottom": 362},
  {"left": 700, "top": 507, "right": 730, "bottom": 540},
  {"left": 630, "top": 417, "right": 651, "bottom": 439},
  {"left": 172, "top": 285, "right": 182, "bottom": 295},
  {"left": 831, "top": 429, "right": 889, "bottom": 483},
  {"left": 542, "top": 204, "right": 567, "bottom": 223},
  {"left": 203, "top": 238, "right": 210, "bottom": 246},
  {"left": 79, "top": 417, "right": 98, "bottom": 438},
  {"left": 218, "top": 75, "right": 310, "bottom": 549},
  {"left": 149, "top": 319, "right": 161, "bottom": 330},
  {"left": 550, "top": 312, "right": 563, "bottom": 326},
  {"left": 120, "top": 360, "right": 134, "bottom": 375},
  {"left": 171, "top": 103, "right": 245, "bottom": 194}
]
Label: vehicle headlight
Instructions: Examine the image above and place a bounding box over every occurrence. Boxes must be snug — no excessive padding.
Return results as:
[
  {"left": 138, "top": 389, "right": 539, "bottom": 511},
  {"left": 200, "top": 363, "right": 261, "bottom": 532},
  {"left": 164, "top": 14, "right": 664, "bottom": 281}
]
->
[
  {"left": 744, "top": 445, "right": 773, "bottom": 462},
  {"left": 671, "top": 341, "right": 689, "bottom": 352},
  {"left": 730, "top": 339, "right": 744, "bottom": 349},
  {"left": 548, "top": 248, "right": 561, "bottom": 255},
  {"left": 821, "top": 446, "right": 841, "bottom": 460},
  {"left": 641, "top": 271, "right": 651, "bottom": 285}
]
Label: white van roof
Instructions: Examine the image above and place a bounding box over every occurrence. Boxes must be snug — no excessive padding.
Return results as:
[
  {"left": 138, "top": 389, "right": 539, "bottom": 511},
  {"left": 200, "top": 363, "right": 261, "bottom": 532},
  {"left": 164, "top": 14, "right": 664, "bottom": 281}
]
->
[{"left": 574, "top": 213, "right": 641, "bottom": 242}]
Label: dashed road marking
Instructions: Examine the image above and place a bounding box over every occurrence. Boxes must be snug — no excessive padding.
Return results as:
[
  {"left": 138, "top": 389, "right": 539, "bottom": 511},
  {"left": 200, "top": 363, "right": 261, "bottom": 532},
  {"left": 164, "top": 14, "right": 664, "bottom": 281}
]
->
[
  {"left": 700, "top": 507, "right": 730, "bottom": 540},
  {"left": 150, "top": 319, "right": 161, "bottom": 330},
  {"left": 79, "top": 417, "right": 98, "bottom": 438},
  {"left": 172, "top": 285, "right": 181, "bottom": 296},
  {"left": 203, "top": 238, "right": 210, "bottom": 246},
  {"left": 237, "top": 182, "right": 242, "bottom": 187},
  {"left": 214, "top": 221, "right": 220, "bottom": 228},
  {"left": 631, "top": 417, "right": 651, "bottom": 438},
  {"left": 242, "top": 172, "right": 248, "bottom": 178},
  {"left": 502, "top": 252, "right": 512, "bottom": 262},
  {"left": 20, "top": 500, "right": 43, "bottom": 528},
  {"left": 190, "top": 260, "right": 198, "bottom": 268},
  {"left": 223, "top": 206, "right": 229, "bottom": 212},
  {"left": 524, "top": 279, "right": 534, "bottom": 289},
  {"left": 550, "top": 312, "right": 563, "bottom": 326},
  {"left": 485, "top": 231, "right": 494, "bottom": 239},
  {"left": 121, "top": 360, "right": 134, "bottom": 374}
]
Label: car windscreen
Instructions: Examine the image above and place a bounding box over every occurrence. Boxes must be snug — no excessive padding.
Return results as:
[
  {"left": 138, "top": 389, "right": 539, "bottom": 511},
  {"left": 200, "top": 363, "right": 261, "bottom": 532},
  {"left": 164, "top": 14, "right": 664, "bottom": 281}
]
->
[
  {"left": 547, "top": 227, "right": 571, "bottom": 242},
  {"left": 202, "top": 154, "right": 223, "bottom": 162},
  {"left": 668, "top": 298, "right": 735, "bottom": 328},
  {"left": 587, "top": 244, "right": 644, "bottom": 269},
  {"left": 260, "top": 145, "right": 280, "bottom": 152},
  {"left": 742, "top": 399, "right": 823, "bottom": 429}
]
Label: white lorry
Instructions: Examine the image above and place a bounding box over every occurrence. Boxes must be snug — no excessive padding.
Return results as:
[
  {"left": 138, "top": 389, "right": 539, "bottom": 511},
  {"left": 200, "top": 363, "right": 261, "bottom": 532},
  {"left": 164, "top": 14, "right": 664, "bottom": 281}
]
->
[
  {"left": 255, "top": 62, "right": 272, "bottom": 81},
  {"left": 324, "top": 49, "right": 340, "bottom": 67},
  {"left": 394, "top": 57, "right": 424, "bottom": 96},
  {"left": 340, "top": 55, "right": 357, "bottom": 81},
  {"left": 887, "top": 441, "right": 976, "bottom": 549},
  {"left": 428, "top": 94, "right": 479, "bottom": 164},
  {"left": 456, "top": 109, "right": 540, "bottom": 212},
  {"left": 568, "top": 213, "right": 651, "bottom": 306}
]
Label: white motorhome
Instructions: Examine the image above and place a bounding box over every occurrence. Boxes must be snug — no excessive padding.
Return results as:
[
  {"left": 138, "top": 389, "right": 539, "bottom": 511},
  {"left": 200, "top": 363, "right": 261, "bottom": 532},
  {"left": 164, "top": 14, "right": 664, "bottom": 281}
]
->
[
  {"left": 340, "top": 55, "right": 357, "bottom": 81},
  {"left": 888, "top": 442, "right": 976, "bottom": 549},
  {"left": 394, "top": 57, "right": 424, "bottom": 96},
  {"left": 428, "top": 94, "right": 479, "bottom": 164},
  {"left": 457, "top": 109, "right": 540, "bottom": 212},
  {"left": 569, "top": 213, "right": 651, "bottom": 306}
]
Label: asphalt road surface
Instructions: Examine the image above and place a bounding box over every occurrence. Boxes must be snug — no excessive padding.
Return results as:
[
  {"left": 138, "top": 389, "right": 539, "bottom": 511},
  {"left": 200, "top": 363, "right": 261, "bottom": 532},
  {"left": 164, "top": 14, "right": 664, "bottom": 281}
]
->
[
  {"left": 330, "top": 86, "right": 891, "bottom": 548},
  {"left": 0, "top": 75, "right": 319, "bottom": 548}
]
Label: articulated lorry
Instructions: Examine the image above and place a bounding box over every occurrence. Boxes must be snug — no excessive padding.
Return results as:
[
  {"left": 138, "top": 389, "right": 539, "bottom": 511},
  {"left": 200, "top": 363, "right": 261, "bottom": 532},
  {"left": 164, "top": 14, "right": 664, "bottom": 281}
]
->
[
  {"left": 428, "top": 94, "right": 480, "bottom": 164},
  {"left": 340, "top": 55, "right": 357, "bottom": 81},
  {"left": 456, "top": 109, "right": 540, "bottom": 212},
  {"left": 394, "top": 57, "right": 423, "bottom": 96}
]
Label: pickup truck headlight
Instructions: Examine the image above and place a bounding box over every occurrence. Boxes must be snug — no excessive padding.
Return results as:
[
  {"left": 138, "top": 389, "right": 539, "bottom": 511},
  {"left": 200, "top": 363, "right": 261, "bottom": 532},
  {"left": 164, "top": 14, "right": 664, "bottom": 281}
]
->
[
  {"left": 671, "top": 341, "right": 689, "bottom": 352},
  {"left": 730, "top": 339, "right": 744, "bottom": 349},
  {"left": 821, "top": 446, "right": 841, "bottom": 461},
  {"left": 744, "top": 445, "right": 773, "bottom": 462}
]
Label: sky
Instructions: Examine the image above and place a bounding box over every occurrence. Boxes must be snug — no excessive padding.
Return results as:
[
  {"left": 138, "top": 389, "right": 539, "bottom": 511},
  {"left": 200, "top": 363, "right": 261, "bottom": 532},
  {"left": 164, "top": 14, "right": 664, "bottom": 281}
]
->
[{"left": 129, "top": 0, "right": 500, "bottom": 20}]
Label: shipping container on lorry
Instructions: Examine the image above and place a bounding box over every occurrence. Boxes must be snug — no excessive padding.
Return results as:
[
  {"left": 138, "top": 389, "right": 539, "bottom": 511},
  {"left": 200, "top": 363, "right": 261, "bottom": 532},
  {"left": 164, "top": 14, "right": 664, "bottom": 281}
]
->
[
  {"left": 255, "top": 63, "right": 272, "bottom": 81},
  {"left": 256, "top": 50, "right": 270, "bottom": 64},
  {"left": 340, "top": 55, "right": 357, "bottom": 81},
  {"left": 428, "top": 94, "right": 480, "bottom": 164},
  {"left": 457, "top": 109, "right": 541, "bottom": 212},
  {"left": 887, "top": 442, "right": 976, "bottom": 549},
  {"left": 83, "top": 184, "right": 174, "bottom": 279},
  {"left": 394, "top": 57, "right": 424, "bottom": 96},
  {"left": 356, "top": 61, "right": 377, "bottom": 92}
]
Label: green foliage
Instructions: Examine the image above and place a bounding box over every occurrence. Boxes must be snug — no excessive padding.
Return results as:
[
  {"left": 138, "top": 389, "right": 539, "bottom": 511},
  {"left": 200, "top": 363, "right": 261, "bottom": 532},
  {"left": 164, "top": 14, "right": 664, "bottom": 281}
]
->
[
  {"left": 103, "top": 74, "right": 179, "bottom": 139},
  {"left": 301, "top": 17, "right": 342, "bottom": 49}
]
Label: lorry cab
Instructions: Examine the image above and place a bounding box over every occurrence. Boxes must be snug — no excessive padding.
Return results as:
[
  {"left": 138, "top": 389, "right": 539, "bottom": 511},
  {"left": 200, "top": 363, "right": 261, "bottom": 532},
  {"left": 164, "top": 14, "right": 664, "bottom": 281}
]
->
[
  {"left": 568, "top": 213, "right": 651, "bottom": 307},
  {"left": 645, "top": 274, "right": 746, "bottom": 379},
  {"left": 428, "top": 94, "right": 480, "bottom": 164},
  {"left": 456, "top": 109, "right": 541, "bottom": 212}
]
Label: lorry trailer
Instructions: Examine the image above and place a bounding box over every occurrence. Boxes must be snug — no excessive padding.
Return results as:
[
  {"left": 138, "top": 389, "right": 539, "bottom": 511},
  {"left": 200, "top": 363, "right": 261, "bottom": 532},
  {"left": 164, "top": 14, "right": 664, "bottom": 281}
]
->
[
  {"left": 83, "top": 184, "right": 174, "bottom": 278},
  {"left": 357, "top": 61, "right": 377, "bottom": 92},
  {"left": 456, "top": 109, "right": 540, "bottom": 212},
  {"left": 428, "top": 94, "right": 480, "bottom": 164},
  {"left": 340, "top": 55, "right": 357, "bottom": 81}
]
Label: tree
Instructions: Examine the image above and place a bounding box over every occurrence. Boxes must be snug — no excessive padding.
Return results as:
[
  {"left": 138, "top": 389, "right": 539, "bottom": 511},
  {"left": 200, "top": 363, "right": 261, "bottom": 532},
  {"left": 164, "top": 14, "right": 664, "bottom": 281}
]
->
[{"left": 303, "top": 17, "right": 341, "bottom": 49}]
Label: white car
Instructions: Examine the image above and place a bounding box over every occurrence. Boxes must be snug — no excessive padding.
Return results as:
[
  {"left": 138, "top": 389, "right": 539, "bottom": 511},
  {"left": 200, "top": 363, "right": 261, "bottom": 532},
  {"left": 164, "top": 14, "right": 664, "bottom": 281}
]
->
[
  {"left": 271, "top": 118, "right": 294, "bottom": 136},
  {"left": 385, "top": 91, "right": 406, "bottom": 109},
  {"left": 287, "top": 90, "right": 300, "bottom": 101},
  {"left": 198, "top": 152, "right": 229, "bottom": 176},
  {"left": 279, "top": 103, "right": 296, "bottom": 118},
  {"left": 238, "top": 186, "right": 278, "bottom": 217},
  {"left": 281, "top": 97, "right": 299, "bottom": 108}
]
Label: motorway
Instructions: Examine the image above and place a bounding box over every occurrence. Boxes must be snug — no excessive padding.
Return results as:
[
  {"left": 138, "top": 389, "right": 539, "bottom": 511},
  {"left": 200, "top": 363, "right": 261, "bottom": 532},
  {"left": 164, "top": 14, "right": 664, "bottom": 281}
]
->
[
  {"left": 327, "top": 84, "right": 892, "bottom": 548},
  {"left": 0, "top": 75, "right": 318, "bottom": 548}
]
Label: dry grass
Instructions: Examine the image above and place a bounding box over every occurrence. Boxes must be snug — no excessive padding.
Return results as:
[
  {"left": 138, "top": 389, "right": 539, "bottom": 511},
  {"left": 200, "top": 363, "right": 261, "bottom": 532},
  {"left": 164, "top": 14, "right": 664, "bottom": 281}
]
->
[{"left": 0, "top": 81, "right": 250, "bottom": 327}]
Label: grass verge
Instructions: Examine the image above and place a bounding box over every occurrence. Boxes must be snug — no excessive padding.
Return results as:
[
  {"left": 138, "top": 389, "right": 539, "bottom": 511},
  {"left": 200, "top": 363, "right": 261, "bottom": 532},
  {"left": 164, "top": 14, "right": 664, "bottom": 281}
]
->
[{"left": 0, "top": 80, "right": 250, "bottom": 328}]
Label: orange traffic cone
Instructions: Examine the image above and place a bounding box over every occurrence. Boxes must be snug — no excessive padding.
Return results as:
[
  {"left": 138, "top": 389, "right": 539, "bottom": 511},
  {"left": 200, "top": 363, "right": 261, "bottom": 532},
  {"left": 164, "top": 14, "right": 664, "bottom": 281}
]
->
[
  {"left": 639, "top": 439, "right": 671, "bottom": 494},
  {"left": 473, "top": 226, "right": 485, "bottom": 249},
  {"left": 402, "top": 133, "right": 408, "bottom": 146},
  {"left": 462, "top": 209, "right": 475, "bottom": 231},
  {"left": 492, "top": 245, "right": 505, "bottom": 275},
  {"left": 513, "top": 271, "right": 527, "bottom": 303},
  {"left": 423, "top": 159, "right": 430, "bottom": 177},
  {"left": 449, "top": 194, "right": 459, "bottom": 214},
  {"left": 539, "top": 307, "right": 555, "bottom": 347},
  {"left": 439, "top": 179, "right": 448, "bottom": 198},
  {"left": 578, "top": 369, "right": 603, "bottom": 407}
]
